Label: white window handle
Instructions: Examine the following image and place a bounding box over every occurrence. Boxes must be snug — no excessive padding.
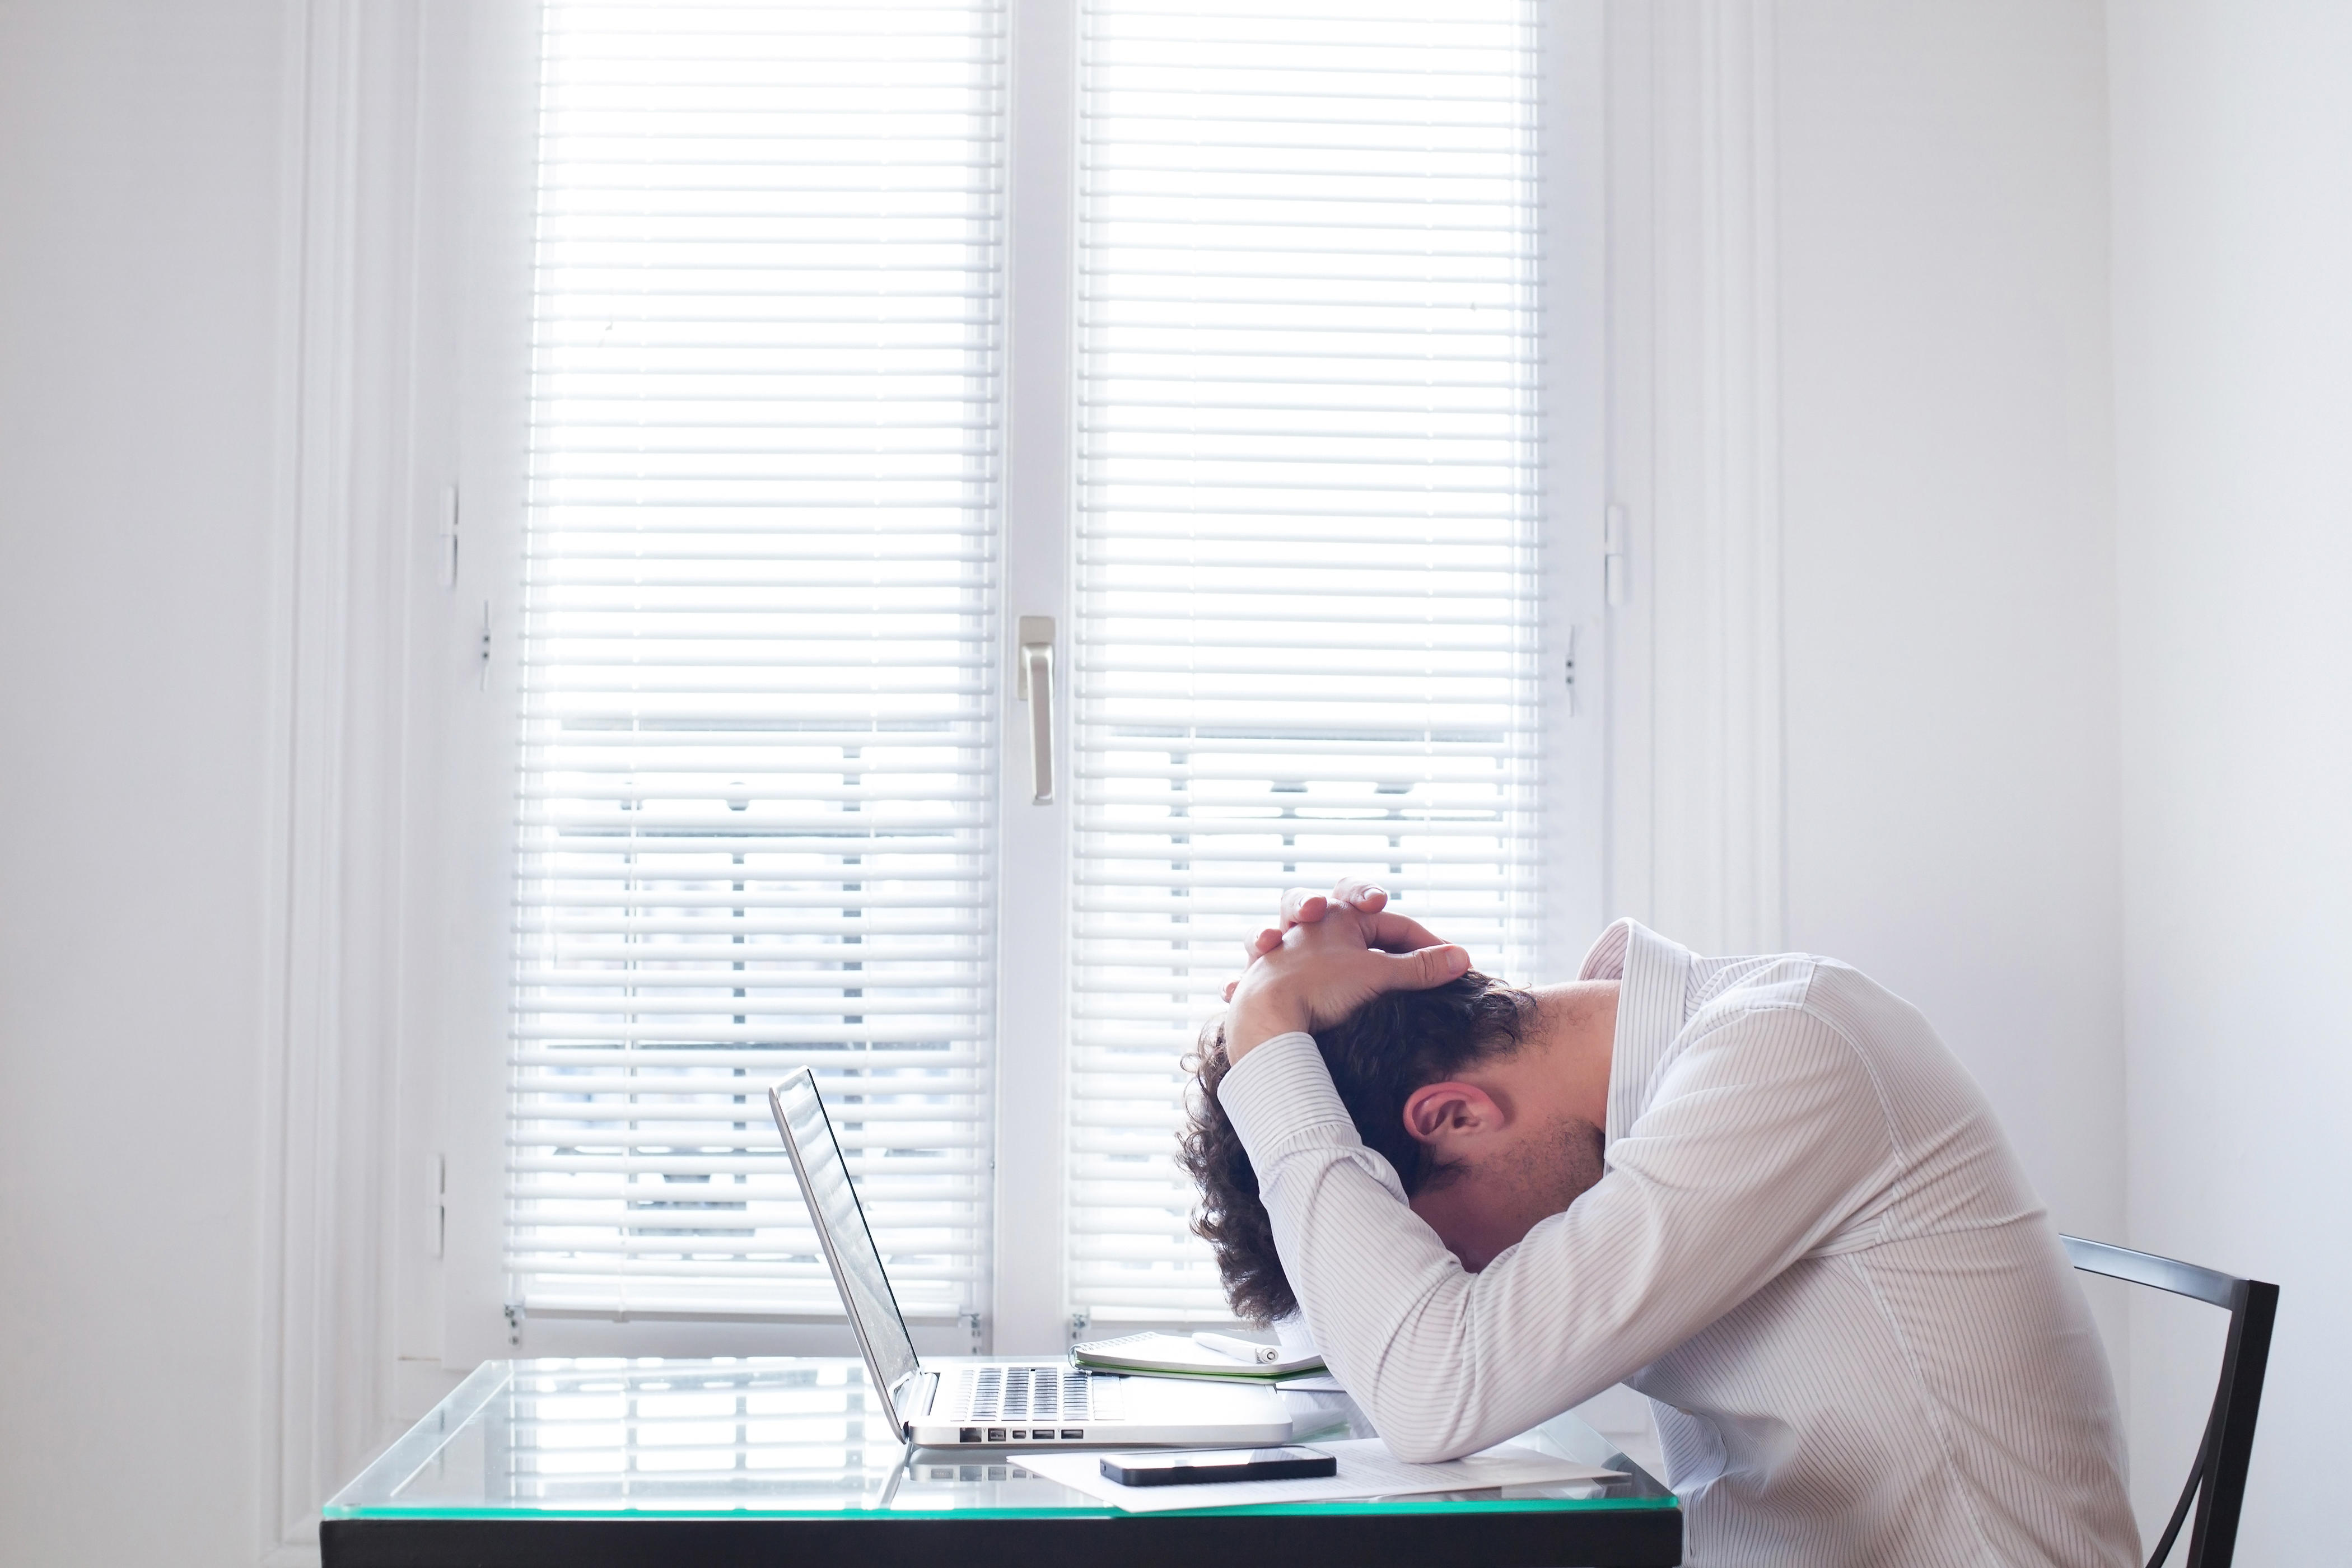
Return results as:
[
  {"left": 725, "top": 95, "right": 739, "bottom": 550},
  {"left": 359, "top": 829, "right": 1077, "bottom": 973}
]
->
[{"left": 1017, "top": 615, "right": 1056, "bottom": 804}]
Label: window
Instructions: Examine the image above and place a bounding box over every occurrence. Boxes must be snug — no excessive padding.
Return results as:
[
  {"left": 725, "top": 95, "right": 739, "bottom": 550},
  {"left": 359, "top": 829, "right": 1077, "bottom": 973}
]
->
[
  {"left": 508, "top": 0, "right": 1006, "bottom": 1322},
  {"left": 444, "top": 0, "right": 1587, "bottom": 1356},
  {"left": 1066, "top": 0, "right": 1545, "bottom": 1319}
]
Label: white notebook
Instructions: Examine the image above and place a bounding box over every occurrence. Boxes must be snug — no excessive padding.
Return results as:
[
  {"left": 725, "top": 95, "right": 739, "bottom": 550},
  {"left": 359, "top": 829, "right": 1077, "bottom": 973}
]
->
[
  {"left": 1019, "top": 1438, "right": 1625, "bottom": 1513},
  {"left": 1071, "top": 1331, "right": 1324, "bottom": 1380}
]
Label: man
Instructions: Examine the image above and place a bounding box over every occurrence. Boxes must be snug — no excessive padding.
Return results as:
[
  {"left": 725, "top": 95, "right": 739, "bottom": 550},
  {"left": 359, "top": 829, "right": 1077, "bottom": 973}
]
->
[{"left": 1184, "top": 881, "right": 2137, "bottom": 1567}]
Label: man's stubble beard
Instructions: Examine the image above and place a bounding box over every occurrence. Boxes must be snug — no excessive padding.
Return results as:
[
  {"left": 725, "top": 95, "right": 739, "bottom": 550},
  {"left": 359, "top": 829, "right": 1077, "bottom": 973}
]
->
[{"left": 1510, "top": 1112, "right": 1606, "bottom": 1220}]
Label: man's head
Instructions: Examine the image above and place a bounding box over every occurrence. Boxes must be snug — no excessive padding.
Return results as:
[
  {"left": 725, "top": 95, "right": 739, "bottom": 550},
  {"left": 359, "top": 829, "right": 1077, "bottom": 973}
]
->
[{"left": 1179, "top": 973, "right": 1609, "bottom": 1322}]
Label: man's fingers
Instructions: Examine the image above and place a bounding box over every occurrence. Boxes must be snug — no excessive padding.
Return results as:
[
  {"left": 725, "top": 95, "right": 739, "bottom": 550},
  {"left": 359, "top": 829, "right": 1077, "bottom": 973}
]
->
[
  {"left": 1359, "top": 908, "right": 1448, "bottom": 955},
  {"left": 1223, "top": 925, "right": 1286, "bottom": 1002},
  {"left": 1279, "top": 888, "right": 1330, "bottom": 927},
  {"left": 1230, "top": 884, "right": 1450, "bottom": 1012},
  {"left": 1369, "top": 944, "right": 1472, "bottom": 993}
]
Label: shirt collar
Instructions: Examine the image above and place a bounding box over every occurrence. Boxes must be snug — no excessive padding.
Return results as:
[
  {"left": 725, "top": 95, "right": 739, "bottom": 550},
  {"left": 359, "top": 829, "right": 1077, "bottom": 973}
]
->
[{"left": 1578, "top": 917, "right": 1696, "bottom": 1147}]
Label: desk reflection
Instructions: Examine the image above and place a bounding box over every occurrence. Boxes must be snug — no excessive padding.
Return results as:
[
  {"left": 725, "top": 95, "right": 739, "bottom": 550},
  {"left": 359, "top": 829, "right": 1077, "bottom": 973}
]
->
[{"left": 367, "top": 1358, "right": 1644, "bottom": 1516}]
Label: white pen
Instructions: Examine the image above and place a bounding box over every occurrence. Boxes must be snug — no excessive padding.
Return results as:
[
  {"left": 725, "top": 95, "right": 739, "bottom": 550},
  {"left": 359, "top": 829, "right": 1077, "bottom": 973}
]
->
[{"left": 1192, "top": 1331, "right": 1280, "bottom": 1365}]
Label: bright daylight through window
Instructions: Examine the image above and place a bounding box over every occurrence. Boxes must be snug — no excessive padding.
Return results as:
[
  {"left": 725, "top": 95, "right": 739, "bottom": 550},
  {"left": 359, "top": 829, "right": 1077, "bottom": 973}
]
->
[
  {"left": 508, "top": 0, "right": 1006, "bottom": 1319},
  {"left": 1066, "top": 0, "right": 1543, "bottom": 1320},
  {"left": 503, "top": 0, "right": 1543, "bottom": 1332}
]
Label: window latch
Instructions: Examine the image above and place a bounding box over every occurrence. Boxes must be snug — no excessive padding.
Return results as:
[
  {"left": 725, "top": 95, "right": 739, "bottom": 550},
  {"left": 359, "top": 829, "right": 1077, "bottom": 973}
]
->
[{"left": 1017, "top": 615, "right": 1056, "bottom": 805}]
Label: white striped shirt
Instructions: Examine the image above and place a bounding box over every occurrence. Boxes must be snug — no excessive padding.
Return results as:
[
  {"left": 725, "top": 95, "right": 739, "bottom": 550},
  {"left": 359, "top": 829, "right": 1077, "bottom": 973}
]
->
[{"left": 1219, "top": 918, "right": 2138, "bottom": 1567}]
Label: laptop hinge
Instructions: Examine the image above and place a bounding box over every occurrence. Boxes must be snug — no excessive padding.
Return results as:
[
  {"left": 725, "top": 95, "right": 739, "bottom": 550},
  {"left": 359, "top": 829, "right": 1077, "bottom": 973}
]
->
[{"left": 891, "top": 1369, "right": 935, "bottom": 1435}]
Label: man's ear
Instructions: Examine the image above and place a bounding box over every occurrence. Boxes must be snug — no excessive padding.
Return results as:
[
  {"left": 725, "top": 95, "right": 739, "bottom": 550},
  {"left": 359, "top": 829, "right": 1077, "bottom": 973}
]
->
[{"left": 1402, "top": 1080, "right": 1508, "bottom": 1152}]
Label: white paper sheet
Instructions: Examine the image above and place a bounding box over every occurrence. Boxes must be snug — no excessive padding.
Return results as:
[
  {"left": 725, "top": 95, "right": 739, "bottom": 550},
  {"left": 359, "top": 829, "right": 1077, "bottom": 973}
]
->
[
  {"left": 1015, "top": 1438, "right": 1625, "bottom": 1514},
  {"left": 1272, "top": 1373, "right": 1346, "bottom": 1392}
]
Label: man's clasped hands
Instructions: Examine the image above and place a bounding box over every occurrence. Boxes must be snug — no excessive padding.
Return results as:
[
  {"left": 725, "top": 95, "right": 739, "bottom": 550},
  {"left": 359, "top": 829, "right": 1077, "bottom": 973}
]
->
[{"left": 1216, "top": 878, "right": 1474, "bottom": 1066}]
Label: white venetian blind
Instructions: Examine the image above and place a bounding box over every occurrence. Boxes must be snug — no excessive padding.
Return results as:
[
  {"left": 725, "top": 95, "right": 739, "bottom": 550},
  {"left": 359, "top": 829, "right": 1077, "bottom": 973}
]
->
[
  {"left": 508, "top": 0, "right": 1005, "bottom": 1318},
  {"left": 1068, "top": 0, "right": 1544, "bottom": 1319}
]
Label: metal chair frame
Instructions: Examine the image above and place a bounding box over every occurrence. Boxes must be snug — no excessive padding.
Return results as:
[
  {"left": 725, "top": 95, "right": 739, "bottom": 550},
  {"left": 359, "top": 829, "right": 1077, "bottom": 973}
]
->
[{"left": 2061, "top": 1235, "right": 2278, "bottom": 1568}]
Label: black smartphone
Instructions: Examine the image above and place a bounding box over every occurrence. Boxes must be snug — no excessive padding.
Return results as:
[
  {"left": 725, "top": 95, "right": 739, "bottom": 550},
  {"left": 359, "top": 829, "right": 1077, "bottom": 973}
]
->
[{"left": 1098, "top": 1445, "right": 1337, "bottom": 1487}]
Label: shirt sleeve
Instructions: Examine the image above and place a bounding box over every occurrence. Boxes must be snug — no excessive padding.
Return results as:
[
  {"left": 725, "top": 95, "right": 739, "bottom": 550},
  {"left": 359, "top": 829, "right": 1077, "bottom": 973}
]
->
[{"left": 1216, "top": 1009, "right": 1900, "bottom": 1462}]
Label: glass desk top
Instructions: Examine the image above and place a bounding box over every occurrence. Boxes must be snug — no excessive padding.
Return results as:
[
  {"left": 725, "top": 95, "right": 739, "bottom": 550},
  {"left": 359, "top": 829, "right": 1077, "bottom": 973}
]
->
[{"left": 328, "top": 1357, "right": 1678, "bottom": 1523}]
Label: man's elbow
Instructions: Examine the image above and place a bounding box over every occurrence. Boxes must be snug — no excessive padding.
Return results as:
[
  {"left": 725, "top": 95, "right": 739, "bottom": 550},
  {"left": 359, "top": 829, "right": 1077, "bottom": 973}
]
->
[
  {"left": 1376, "top": 1428, "right": 1480, "bottom": 1465},
  {"left": 1360, "top": 1382, "right": 1493, "bottom": 1464}
]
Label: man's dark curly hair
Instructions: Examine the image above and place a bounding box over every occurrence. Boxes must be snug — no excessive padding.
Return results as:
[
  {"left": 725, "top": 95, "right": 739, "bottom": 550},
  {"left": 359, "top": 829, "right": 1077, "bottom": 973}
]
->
[{"left": 1176, "top": 973, "right": 1536, "bottom": 1323}]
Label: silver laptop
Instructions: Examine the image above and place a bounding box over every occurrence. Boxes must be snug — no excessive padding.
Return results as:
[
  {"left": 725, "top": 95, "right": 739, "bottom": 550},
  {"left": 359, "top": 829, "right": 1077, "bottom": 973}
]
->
[{"left": 768, "top": 1067, "right": 1293, "bottom": 1450}]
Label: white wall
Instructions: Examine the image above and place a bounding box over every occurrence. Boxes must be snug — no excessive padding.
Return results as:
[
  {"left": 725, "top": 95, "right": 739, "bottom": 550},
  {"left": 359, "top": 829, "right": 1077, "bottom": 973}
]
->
[
  {"left": 0, "top": 3, "right": 287, "bottom": 1565},
  {"left": 1774, "top": 1, "right": 2127, "bottom": 1252},
  {"left": 2109, "top": 2, "right": 2352, "bottom": 1557}
]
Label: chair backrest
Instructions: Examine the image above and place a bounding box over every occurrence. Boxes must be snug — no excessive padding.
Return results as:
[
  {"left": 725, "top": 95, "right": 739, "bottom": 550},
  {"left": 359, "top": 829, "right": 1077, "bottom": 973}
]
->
[{"left": 2060, "top": 1235, "right": 2279, "bottom": 1568}]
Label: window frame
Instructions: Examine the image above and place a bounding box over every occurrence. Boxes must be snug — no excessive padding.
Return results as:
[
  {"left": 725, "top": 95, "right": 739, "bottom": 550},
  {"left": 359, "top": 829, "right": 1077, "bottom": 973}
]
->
[{"left": 402, "top": 0, "right": 1609, "bottom": 1371}]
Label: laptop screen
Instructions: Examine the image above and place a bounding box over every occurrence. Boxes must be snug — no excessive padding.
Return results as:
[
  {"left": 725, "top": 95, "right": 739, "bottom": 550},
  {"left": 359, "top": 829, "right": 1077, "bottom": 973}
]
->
[{"left": 768, "top": 1068, "right": 922, "bottom": 1405}]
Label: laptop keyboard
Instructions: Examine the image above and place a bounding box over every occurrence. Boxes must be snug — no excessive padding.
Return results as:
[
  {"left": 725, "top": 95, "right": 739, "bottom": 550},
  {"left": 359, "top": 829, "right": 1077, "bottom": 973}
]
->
[{"left": 951, "top": 1366, "right": 1118, "bottom": 1424}]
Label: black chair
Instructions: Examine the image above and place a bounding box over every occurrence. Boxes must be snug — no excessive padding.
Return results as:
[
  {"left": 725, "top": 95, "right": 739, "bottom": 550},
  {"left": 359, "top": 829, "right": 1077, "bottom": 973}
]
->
[{"left": 2060, "top": 1235, "right": 2278, "bottom": 1568}]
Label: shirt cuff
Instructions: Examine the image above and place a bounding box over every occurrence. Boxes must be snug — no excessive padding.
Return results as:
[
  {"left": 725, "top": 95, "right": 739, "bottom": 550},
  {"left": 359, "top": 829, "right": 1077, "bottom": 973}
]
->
[{"left": 1219, "top": 1030, "right": 1362, "bottom": 1163}]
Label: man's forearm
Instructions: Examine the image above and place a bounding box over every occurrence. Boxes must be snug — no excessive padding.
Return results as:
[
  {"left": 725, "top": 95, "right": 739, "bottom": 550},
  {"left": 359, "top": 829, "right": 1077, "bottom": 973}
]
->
[
  {"left": 1219, "top": 1016, "right": 1900, "bottom": 1463},
  {"left": 1222, "top": 992, "right": 1311, "bottom": 1063},
  {"left": 1217, "top": 1033, "right": 1604, "bottom": 1459}
]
